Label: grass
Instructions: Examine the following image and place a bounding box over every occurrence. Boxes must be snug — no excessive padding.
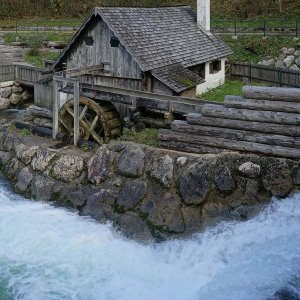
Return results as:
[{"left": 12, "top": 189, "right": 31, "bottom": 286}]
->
[
  {"left": 3, "top": 32, "right": 74, "bottom": 44},
  {"left": 120, "top": 128, "right": 159, "bottom": 147},
  {"left": 220, "top": 35, "right": 300, "bottom": 63},
  {"left": 25, "top": 50, "right": 60, "bottom": 67}
]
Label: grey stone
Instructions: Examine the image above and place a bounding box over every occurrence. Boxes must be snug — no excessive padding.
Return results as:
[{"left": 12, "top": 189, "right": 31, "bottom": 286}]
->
[
  {"left": 12, "top": 86, "right": 23, "bottom": 93},
  {"left": 87, "top": 144, "right": 111, "bottom": 184},
  {"left": 179, "top": 162, "right": 212, "bottom": 204},
  {"left": 117, "top": 180, "right": 147, "bottom": 210},
  {"left": 295, "top": 50, "right": 300, "bottom": 57},
  {"left": 142, "top": 185, "right": 184, "bottom": 233},
  {"left": 116, "top": 211, "right": 154, "bottom": 242},
  {"left": 9, "top": 93, "right": 22, "bottom": 105},
  {"left": 16, "top": 167, "right": 33, "bottom": 192},
  {"left": 290, "top": 64, "right": 300, "bottom": 71},
  {"left": 262, "top": 162, "right": 293, "bottom": 197},
  {"left": 4, "top": 158, "right": 19, "bottom": 176},
  {"left": 260, "top": 58, "right": 275, "bottom": 66},
  {"left": 282, "top": 47, "right": 295, "bottom": 55},
  {"left": 1, "top": 87, "right": 12, "bottom": 98},
  {"left": 52, "top": 155, "right": 84, "bottom": 182},
  {"left": 283, "top": 55, "right": 295, "bottom": 68},
  {"left": 177, "top": 156, "right": 187, "bottom": 166},
  {"left": 0, "top": 81, "right": 14, "bottom": 88},
  {"left": 149, "top": 155, "right": 173, "bottom": 188},
  {"left": 292, "top": 166, "right": 300, "bottom": 185},
  {"left": 31, "top": 148, "right": 57, "bottom": 171},
  {"left": 15, "top": 143, "right": 39, "bottom": 165},
  {"left": 0, "top": 98, "right": 10, "bottom": 110},
  {"left": 295, "top": 57, "right": 300, "bottom": 67},
  {"left": 33, "top": 118, "right": 52, "bottom": 128},
  {"left": 31, "top": 175, "right": 55, "bottom": 201},
  {"left": 3, "top": 134, "right": 20, "bottom": 152},
  {"left": 117, "top": 144, "right": 145, "bottom": 178},
  {"left": 83, "top": 189, "right": 115, "bottom": 222},
  {"left": 238, "top": 162, "right": 261, "bottom": 178},
  {"left": 278, "top": 53, "right": 286, "bottom": 60},
  {"left": 214, "top": 167, "right": 234, "bottom": 192},
  {"left": 21, "top": 90, "right": 32, "bottom": 101},
  {"left": 0, "top": 151, "right": 11, "bottom": 166},
  {"left": 275, "top": 60, "right": 285, "bottom": 68}
]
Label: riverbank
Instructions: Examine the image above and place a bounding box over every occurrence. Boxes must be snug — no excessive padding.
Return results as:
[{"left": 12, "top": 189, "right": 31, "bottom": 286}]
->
[{"left": 0, "top": 124, "right": 300, "bottom": 242}]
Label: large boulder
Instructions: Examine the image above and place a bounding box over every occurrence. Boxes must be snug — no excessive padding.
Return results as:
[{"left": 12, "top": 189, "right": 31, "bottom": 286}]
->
[
  {"left": 31, "top": 148, "right": 56, "bottom": 171},
  {"left": 262, "top": 162, "right": 293, "bottom": 197},
  {"left": 10, "top": 93, "right": 22, "bottom": 105},
  {"left": 214, "top": 167, "right": 234, "bottom": 192},
  {"left": 295, "top": 57, "right": 300, "bottom": 67},
  {"left": 52, "top": 155, "right": 84, "bottom": 182},
  {"left": 275, "top": 60, "right": 285, "bottom": 68},
  {"left": 3, "top": 134, "right": 20, "bottom": 152},
  {"left": 260, "top": 58, "right": 275, "bottom": 66},
  {"left": 16, "top": 167, "right": 33, "bottom": 192},
  {"left": 283, "top": 55, "right": 295, "bottom": 68},
  {"left": 0, "top": 81, "right": 14, "bottom": 88},
  {"left": 12, "top": 85, "right": 23, "bottom": 93},
  {"left": 290, "top": 64, "right": 300, "bottom": 71},
  {"left": 0, "top": 98, "right": 10, "bottom": 110},
  {"left": 117, "top": 179, "right": 147, "bottom": 210},
  {"left": 31, "top": 175, "right": 55, "bottom": 201},
  {"left": 1, "top": 87, "right": 12, "bottom": 98},
  {"left": 179, "top": 162, "right": 212, "bottom": 204},
  {"left": 142, "top": 184, "right": 184, "bottom": 233},
  {"left": 149, "top": 155, "right": 173, "bottom": 188},
  {"left": 117, "top": 144, "right": 145, "bottom": 178},
  {"left": 0, "top": 151, "right": 12, "bottom": 167},
  {"left": 87, "top": 144, "right": 111, "bottom": 184},
  {"left": 15, "top": 143, "right": 39, "bottom": 165}
]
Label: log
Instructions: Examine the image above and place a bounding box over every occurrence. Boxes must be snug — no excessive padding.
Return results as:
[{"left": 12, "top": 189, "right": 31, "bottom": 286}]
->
[
  {"left": 172, "top": 120, "right": 300, "bottom": 148},
  {"left": 25, "top": 105, "right": 53, "bottom": 120},
  {"left": 224, "top": 95, "right": 300, "bottom": 113},
  {"left": 243, "top": 86, "right": 300, "bottom": 102},
  {"left": 202, "top": 104, "right": 300, "bottom": 125},
  {"left": 159, "top": 140, "right": 223, "bottom": 155},
  {"left": 158, "top": 129, "right": 300, "bottom": 159},
  {"left": 187, "top": 113, "right": 300, "bottom": 137},
  {"left": 138, "top": 117, "right": 170, "bottom": 128}
]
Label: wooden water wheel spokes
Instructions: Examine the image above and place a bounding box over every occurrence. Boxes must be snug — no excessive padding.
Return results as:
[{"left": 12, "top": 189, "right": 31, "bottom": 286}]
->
[{"left": 58, "top": 97, "right": 122, "bottom": 144}]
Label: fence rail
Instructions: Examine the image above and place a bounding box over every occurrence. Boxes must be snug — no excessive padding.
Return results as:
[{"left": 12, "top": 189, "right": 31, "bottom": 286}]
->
[{"left": 231, "top": 62, "right": 300, "bottom": 88}]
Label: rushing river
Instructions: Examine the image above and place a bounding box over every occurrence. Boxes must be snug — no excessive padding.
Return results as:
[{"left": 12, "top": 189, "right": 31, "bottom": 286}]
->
[{"left": 0, "top": 177, "right": 300, "bottom": 300}]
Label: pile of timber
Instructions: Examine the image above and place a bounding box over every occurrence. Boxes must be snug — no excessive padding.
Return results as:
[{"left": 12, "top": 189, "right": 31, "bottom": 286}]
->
[{"left": 159, "top": 86, "right": 300, "bottom": 159}]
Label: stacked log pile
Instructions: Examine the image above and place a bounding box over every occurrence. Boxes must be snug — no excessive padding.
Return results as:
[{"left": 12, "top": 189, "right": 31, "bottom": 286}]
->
[{"left": 159, "top": 86, "right": 300, "bottom": 159}]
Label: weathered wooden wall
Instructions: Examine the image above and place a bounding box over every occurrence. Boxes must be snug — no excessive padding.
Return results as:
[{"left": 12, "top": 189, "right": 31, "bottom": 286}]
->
[
  {"left": 0, "top": 65, "right": 15, "bottom": 82},
  {"left": 34, "top": 82, "right": 53, "bottom": 110}
]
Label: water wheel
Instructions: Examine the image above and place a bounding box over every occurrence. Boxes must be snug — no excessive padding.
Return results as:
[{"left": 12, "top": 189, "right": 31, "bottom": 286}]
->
[{"left": 58, "top": 97, "right": 122, "bottom": 144}]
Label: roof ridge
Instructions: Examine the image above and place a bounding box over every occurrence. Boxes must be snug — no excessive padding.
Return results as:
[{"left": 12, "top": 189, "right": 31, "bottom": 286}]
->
[{"left": 95, "top": 5, "right": 191, "bottom": 9}]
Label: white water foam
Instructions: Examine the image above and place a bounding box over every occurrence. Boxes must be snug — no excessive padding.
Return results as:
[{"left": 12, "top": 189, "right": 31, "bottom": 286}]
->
[{"left": 0, "top": 178, "right": 300, "bottom": 300}]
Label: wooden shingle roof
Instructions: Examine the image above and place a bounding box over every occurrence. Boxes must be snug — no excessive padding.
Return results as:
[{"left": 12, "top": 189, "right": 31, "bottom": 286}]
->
[{"left": 96, "top": 6, "right": 232, "bottom": 71}]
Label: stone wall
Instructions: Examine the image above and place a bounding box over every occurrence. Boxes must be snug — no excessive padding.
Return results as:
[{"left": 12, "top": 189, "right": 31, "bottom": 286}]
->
[
  {"left": 0, "top": 127, "right": 300, "bottom": 242},
  {"left": 0, "top": 81, "right": 33, "bottom": 110}
]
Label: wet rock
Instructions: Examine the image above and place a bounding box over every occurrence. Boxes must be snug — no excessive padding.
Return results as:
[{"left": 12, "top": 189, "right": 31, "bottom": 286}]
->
[
  {"left": 15, "top": 143, "right": 39, "bottom": 165},
  {"left": 52, "top": 155, "right": 84, "bottom": 182},
  {"left": 0, "top": 98, "right": 10, "bottom": 110},
  {"left": 31, "top": 148, "right": 57, "bottom": 171},
  {"left": 214, "top": 167, "right": 234, "bottom": 192},
  {"left": 177, "top": 157, "right": 187, "bottom": 166},
  {"left": 117, "top": 144, "right": 145, "bottom": 178},
  {"left": 283, "top": 55, "right": 295, "bottom": 68},
  {"left": 4, "top": 158, "right": 19, "bottom": 176},
  {"left": 117, "top": 180, "right": 147, "bottom": 210},
  {"left": 116, "top": 211, "right": 154, "bottom": 242},
  {"left": 179, "top": 162, "right": 212, "bottom": 204},
  {"left": 292, "top": 165, "right": 300, "bottom": 185},
  {"left": 142, "top": 185, "right": 184, "bottom": 233},
  {"left": 239, "top": 162, "right": 261, "bottom": 178},
  {"left": 1, "top": 87, "right": 12, "bottom": 98},
  {"left": 149, "top": 155, "right": 173, "bottom": 188},
  {"left": 0, "top": 151, "right": 11, "bottom": 166},
  {"left": 88, "top": 145, "right": 111, "bottom": 184},
  {"left": 82, "top": 189, "right": 115, "bottom": 222},
  {"left": 9, "top": 93, "right": 22, "bottom": 105},
  {"left": 181, "top": 206, "right": 202, "bottom": 234},
  {"left": 33, "top": 118, "right": 53, "bottom": 128},
  {"left": 54, "top": 184, "right": 87, "bottom": 208},
  {"left": 31, "top": 175, "right": 55, "bottom": 201},
  {"left": 16, "top": 167, "right": 33, "bottom": 192},
  {"left": 262, "top": 162, "right": 293, "bottom": 197}
]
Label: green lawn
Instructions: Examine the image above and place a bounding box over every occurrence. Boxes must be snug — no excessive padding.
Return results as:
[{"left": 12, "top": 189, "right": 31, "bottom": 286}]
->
[
  {"left": 25, "top": 50, "right": 60, "bottom": 68},
  {"left": 120, "top": 128, "right": 159, "bottom": 147}
]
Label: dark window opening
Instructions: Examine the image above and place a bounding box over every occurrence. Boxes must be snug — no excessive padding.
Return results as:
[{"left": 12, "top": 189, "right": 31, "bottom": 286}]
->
[
  {"left": 110, "top": 36, "right": 120, "bottom": 47},
  {"left": 84, "top": 36, "right": 94, "bottom": 46},
  {"left": 210, "top": 60, "right": 222, "bottom": 74},
  {"left": 199, "top": 63, "right": 206, "bottom": 79}
]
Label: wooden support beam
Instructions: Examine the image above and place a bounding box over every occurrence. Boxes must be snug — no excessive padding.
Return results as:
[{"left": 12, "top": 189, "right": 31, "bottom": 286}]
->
[
  {"left": 65, "top": 64, "right": 104, "bottom": 77},
  {"left": 172, "top": 120, "right": 300, "bottom": 148},
  {"left": 243, "top": 86, "right": 300, "bottom": 102},
  {"left": 73, "top": 80, "right": 80, "bottom": 146},
  {"left": 202, "top": 104, "right": 300, "bottom": 125},
  {"left": 224, "top": 95, "right": 300, "bottom": 113},
  {"left": 52, "top": 79, "right": 59, "bottom": 139},
  {"left": 158, "top": 129, "right": 300, "bottom": 159}
]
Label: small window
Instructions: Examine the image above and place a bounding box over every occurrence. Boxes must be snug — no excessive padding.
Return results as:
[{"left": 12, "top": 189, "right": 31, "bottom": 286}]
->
[
  {"left": 110, "top": 36, "right": 120, "bottom": 47},
  {"left": 84, "top": 36, "right": 94, "bottom": 46},
  {"left": 209, "top": 60, "right": 222, "bottom": 74}
]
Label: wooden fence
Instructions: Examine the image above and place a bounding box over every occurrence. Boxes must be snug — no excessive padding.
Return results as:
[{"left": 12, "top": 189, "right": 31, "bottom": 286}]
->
[
  {"left": 0, "top": 65, "right": 15, "bottom": 82},
  {"left": 230, "top": 62, "right": 300, "bottom": 88}
]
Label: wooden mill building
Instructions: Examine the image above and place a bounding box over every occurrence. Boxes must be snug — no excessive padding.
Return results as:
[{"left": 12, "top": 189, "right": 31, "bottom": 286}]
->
[{"left": 52, "top": 3, "right": 232, "bottom": 97}]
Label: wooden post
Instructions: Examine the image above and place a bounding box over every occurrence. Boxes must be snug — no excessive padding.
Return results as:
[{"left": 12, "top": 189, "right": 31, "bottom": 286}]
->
[
  {"left": 52, "top": 79, "right": 59, "bottom": 139},
  {"left": 73, "top": 80, "right": 80, "bottom": 146}
]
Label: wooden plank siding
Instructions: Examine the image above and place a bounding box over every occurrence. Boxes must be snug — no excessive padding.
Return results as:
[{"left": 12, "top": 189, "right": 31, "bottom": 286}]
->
[
  {"left": 0, "top": 65, "right": 15, "bottom": 82},
  {"left": 34, "top": 82, "right": 53, "bottom": 110}
]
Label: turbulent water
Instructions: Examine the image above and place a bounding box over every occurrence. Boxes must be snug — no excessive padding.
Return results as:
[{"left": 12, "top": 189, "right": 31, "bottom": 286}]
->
[{"left": 0, "top": 177, "right": 300, "bottom": 300}]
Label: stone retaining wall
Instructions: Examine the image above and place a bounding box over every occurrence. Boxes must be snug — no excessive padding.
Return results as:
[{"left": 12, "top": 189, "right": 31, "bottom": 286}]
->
[{"left": 0, "top": 127, "right": 300, "bottom": 242}]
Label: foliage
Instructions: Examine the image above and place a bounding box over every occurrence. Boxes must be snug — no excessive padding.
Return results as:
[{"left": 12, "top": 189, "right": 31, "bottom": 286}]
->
[
  {"left": 121, "top": 128, "right": 159, "bottom": 147},
  {"left": 80, "top": 142, "right": 92, "bottom": 152},
  {"left": 25, "top": 50, "right": 60, "bottom": 67},
  {"left": 19, "top": 128, "right": 32, "bottom": 136},
  {"left": 220, "top": 35, "right": 300, "bottom": 63}
]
